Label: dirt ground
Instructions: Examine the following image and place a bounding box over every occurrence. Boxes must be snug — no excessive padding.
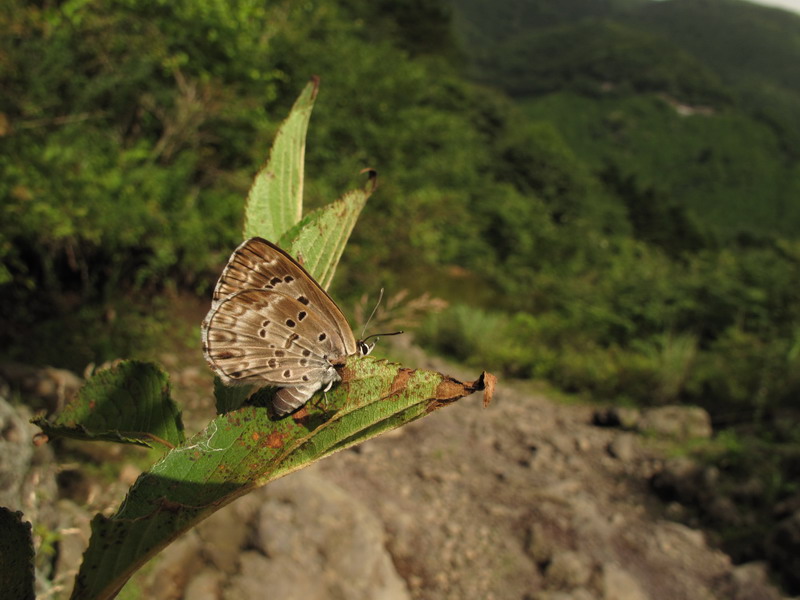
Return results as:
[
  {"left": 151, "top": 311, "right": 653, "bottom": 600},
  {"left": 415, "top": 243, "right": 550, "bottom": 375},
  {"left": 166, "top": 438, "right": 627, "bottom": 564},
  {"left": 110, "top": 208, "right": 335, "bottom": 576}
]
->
[
  {"left": 149, "top": 328, "right": 789, "bottom": 600},
  {"left": 2, "top": 295, "right": 791, "bottom": 599}
]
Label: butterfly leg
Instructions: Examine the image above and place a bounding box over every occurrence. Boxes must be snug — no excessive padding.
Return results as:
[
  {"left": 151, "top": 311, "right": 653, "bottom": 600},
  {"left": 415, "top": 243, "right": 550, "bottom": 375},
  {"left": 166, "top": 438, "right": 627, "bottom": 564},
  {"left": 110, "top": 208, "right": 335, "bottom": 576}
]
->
[{"left": 311, "top": 379, "right": 337, "bottom": 412}]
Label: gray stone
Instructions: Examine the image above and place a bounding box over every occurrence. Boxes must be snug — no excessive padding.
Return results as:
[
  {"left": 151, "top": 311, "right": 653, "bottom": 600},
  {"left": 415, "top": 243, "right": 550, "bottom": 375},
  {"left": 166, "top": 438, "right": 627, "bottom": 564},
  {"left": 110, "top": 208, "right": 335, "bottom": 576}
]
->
[
  {"left": 144, "top": 533, "right": 203, "bottom": 600},
  {"left": 53, "top": 499, "right": 93, "bottom": 599},
  {"left": 637, "top": 406, "right": 712, "bottom": 440},
  {"left": 526, "top": 522, "right": 556, "bottom": 565},
  {"left": 0, "top": 397, "right": 35, "bottom": 510},
  {"left": 0, "top": 363, "right": 82, "bottom": 411},
  {"left": 607, "top": 433, "right": 637, "bottom": 462},
  {"left": 196, "top": 492, "right": 262, "bottom": 574},
  {"left": 223, "top": 551, "right": 327, "bottom": 600},
  {"left": 183, "top": 569, "right": 224, "bottom": 600},
  {"left": 731, "top": 562, "right": 775, "bottom": 590},
  {"left": 536, "top": 591, "right": 594, "bottom": 600},
  {"left": 253, "top": 469, "right": 411, "bottom": 600},
  {"left": 545, "top": 550, "right": 593, "bottom": 590},
  {"left": 715, "top": 561, "right": 783, "bottom": 600},
  {"left": 601, "top": 563, "right": 647, "bottom": 600}
]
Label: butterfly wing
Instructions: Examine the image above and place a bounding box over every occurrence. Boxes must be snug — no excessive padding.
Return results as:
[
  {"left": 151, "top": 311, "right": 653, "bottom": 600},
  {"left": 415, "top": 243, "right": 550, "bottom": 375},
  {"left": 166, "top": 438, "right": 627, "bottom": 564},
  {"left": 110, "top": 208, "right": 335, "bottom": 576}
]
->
[
  {"left": 202, "top": 289, "right": 347, "bottom": 389},
  {"left": 211, "top": 237, "right": 357, "bottom": 355}
]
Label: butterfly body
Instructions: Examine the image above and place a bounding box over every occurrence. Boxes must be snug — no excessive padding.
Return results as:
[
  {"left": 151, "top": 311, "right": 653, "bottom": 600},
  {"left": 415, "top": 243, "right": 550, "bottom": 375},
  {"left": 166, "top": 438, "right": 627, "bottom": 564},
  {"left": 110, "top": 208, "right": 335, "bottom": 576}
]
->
[{"left": 202, "top": 237, "right": 370, "bottom": 416}]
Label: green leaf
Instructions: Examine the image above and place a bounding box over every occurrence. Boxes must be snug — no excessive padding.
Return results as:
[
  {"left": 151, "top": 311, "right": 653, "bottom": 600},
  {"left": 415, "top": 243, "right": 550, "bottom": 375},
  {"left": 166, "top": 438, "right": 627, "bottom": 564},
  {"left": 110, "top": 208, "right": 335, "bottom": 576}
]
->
[
  {"left": 243, "top": 77, "right": 319, "bottom": 241},
  {"left": 69, "top": 356, "right": 495, "bottom": 600},
  {"left": 213, "top": 377, "right": 253, "bottom": 415},
  {"left": 0, "top": 508, "right": 35, "bottom": 600},
  {"left": 33, "top": 360, "right": 184, "bottom": 449},
  {"left": 279, "top": 169, "right": 377, "bottom": 289}
]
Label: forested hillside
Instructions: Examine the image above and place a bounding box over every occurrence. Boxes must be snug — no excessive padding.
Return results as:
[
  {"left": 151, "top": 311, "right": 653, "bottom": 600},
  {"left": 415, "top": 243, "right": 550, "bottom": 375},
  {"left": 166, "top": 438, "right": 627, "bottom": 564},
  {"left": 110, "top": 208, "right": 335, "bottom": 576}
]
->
[
  {"left": 451, "top": 0, "right": 800, "bottom": 236},
  {"left": 2, "top": 0, "right": 800, "bottom": 590}
]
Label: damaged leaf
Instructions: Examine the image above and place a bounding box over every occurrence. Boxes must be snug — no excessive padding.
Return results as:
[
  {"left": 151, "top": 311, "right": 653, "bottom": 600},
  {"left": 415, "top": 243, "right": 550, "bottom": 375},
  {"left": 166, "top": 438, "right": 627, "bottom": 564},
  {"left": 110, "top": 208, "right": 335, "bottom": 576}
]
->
[
  {"left": 243, "top": 77, "right": 319, "bottom": 241},
  {"left": 33, "top": 361, "right": 184, "bottom": 449},
  {"left": 70, "top": 356, "right": 493, "bottom": 600},
  {"left": 279, "top": 169, "right": 377, "bottom": 290}
]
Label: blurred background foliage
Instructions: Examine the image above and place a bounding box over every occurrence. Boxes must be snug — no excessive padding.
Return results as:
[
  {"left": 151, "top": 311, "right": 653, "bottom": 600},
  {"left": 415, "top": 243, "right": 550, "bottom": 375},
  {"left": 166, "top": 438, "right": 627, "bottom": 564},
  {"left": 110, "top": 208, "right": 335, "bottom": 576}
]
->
[{"left": 2, "top": 0, "right": 800, "bottom": 575}]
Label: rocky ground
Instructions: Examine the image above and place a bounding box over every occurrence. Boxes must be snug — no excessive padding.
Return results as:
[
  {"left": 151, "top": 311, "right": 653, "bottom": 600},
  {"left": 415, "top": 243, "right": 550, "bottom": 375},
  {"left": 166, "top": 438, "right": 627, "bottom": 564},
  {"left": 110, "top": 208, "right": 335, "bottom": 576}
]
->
[{"left": 0, "top": 343, "right": 794, "bottom": 600}]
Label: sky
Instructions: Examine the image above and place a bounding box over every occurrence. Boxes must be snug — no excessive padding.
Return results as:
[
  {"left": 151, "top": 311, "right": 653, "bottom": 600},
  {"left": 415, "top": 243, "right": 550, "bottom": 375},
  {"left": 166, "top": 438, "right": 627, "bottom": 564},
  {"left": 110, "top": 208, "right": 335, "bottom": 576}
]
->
[{"left": 746, "top": 0, "right": 800, "bottom": 12}]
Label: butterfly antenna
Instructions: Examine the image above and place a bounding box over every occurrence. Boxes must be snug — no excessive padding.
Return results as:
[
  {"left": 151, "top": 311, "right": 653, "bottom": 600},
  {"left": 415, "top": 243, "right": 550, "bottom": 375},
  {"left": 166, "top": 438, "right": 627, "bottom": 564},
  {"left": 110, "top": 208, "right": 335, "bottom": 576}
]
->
[
  {"left": 362, "top": 330, "right": 404, "bottom": 343},
  {"left": 360, "top": 287, "right": 385, "bottom": 339}
]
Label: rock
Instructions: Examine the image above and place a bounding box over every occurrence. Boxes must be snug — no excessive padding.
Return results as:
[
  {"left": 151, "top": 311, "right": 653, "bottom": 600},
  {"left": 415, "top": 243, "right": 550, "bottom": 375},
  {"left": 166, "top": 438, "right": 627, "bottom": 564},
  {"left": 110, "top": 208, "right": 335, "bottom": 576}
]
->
[
  {"left": 592, "top": 407, "right": 641, "bottom": 429},
  {"left": 183, "top": 569, "right": 224, "bottom": 600},
  {"left": 144, "top": 533, "right": 203, "bottom": 600},
  {"left": 223, "top": 551, "right": 327, "bottom": 600},
  {"left": 253, "top": 469, "right": 411, "bottom": 600},
  {"left": 0, "top": 397, "right": 35, "bottom": 509},
  {"left": 0, "top": 362, "right": 82, "bottom": 411},
  {"left": 118, "top": 463, "right": 143, "bottom": 486},
  {"left": 637, "top": 406, "right": 712, "bottom": 440},
  {"left": 536, "top": 590, "right": 594, "bottom": 600},
  {"left": 715, "top": 561, "right": 783, "bottom": 600},
  {"left": 53, "top": 499, "right": 93, "bottom": 599},
  {"left": 607, "top": 433, "right": 637, "bottom": 462},
  {"left": 526, "top": 523, "right": 556, "bottom": 565},
  {"left": 142, "top": 470, "right": 411, "bottom": 599},
  {"left": 197, "top": 492, "right": 262, "bottom": 574},
  {"left": 658, "top": 521, "right": 707, "bottom": 549},
  {"left": 601, "top": 563, "right": 647, "bottom": 600},
  {"left": 0, "top": 395, "right": 58, "bottom": 525},
  {"left": 544, "top": 550, "right": 593, "bottom": 590}
]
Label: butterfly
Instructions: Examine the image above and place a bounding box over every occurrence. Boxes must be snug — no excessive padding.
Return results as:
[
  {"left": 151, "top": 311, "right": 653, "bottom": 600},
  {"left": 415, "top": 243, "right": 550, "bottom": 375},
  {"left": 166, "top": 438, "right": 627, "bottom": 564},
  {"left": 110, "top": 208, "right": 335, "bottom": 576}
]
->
[{"left": 201, "top": 237, "right": 375, "bottom": 416}]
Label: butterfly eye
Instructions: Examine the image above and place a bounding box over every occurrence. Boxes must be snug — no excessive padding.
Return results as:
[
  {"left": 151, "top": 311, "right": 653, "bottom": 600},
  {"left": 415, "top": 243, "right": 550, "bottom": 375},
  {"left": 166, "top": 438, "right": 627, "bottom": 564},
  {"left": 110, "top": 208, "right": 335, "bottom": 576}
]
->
[{"left": 357, "top": 341, "right": 375, "bottom": 356}]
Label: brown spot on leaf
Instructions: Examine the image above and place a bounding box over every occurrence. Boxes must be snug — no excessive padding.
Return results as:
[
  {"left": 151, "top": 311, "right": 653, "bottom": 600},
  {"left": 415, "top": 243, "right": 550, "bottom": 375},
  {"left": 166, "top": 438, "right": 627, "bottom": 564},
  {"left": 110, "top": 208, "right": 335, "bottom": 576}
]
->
[
  {"left": 386, "top": 368, "right": 415, "bottom": 399},
  {"left": 263, "top": 431, "right": 286, "bottom": 448},
  {"left": 291, "top": 406, "right": 310, "bottom": 421}
]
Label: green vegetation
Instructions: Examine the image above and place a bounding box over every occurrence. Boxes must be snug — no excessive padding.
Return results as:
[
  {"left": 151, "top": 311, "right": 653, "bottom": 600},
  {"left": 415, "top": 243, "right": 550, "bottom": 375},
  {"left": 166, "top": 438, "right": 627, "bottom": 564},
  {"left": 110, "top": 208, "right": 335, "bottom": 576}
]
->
[{"left": 2, "top": 0, "right": 800, "bottom": 591}]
